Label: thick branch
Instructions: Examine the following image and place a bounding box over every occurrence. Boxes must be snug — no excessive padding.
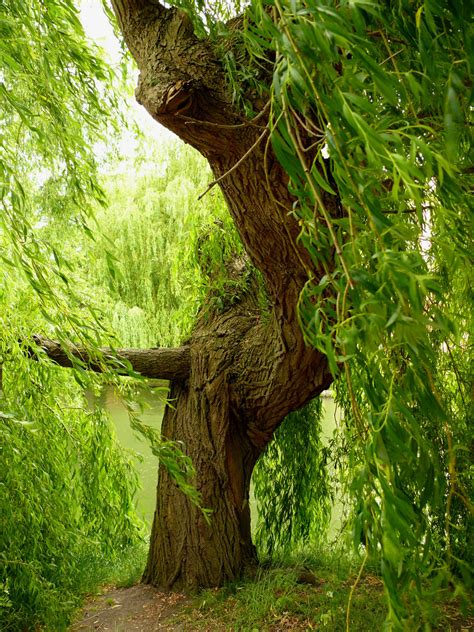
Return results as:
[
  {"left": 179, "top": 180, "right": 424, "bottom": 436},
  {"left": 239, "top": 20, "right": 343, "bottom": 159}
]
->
[
  {"left": 111, "top": 0, "right": 171, "bottom": 63},
  {"left": 32, "top": 336, "right": 190, "bottom": 381}
]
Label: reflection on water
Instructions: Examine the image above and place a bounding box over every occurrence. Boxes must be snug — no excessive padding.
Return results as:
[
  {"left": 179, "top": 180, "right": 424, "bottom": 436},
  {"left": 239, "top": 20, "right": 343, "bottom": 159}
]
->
[{"left": 96, "top": 386, "right": 342, "bottom": 533}]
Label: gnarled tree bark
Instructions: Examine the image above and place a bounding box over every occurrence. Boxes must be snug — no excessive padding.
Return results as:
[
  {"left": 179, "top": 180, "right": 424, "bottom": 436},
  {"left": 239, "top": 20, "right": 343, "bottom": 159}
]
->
[{"left": 40, "top": 0, "right": 333, "bottom": 590}]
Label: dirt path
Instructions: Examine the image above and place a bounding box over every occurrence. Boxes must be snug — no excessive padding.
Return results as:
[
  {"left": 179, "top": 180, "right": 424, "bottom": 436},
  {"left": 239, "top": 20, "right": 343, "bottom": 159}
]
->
[{"left": 71, "top": 584, "right": 191, "bottom": 631}]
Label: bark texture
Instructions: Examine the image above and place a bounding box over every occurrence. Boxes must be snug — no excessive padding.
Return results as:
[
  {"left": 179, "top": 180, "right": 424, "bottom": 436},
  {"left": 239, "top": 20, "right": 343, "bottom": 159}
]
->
[
  {"left": 32, "top": 336, "right": 190, "bottom": 380},
  {"left": 143, "top": 290, "right": 331, "bottom": 589},
  {"left": 105, "top": 0, "right": 334, "bottom": 590}
]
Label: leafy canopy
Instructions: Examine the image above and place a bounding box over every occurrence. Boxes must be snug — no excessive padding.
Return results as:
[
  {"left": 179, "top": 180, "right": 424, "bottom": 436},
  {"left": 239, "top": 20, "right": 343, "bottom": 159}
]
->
[{"left": 241, "top": 0, "right": 472, "bottom": 625}]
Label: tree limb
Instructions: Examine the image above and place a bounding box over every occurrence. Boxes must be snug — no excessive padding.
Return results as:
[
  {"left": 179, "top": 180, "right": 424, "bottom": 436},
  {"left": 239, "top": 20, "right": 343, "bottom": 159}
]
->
[{"left": 31, "top": 336, "right": 191, "bottom": 380}]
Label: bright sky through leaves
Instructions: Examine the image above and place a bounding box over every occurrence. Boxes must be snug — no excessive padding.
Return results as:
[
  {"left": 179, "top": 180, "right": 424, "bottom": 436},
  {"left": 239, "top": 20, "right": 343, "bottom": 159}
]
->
[{"left": 80, "top": 0, "right": 175, "bottom": 165}]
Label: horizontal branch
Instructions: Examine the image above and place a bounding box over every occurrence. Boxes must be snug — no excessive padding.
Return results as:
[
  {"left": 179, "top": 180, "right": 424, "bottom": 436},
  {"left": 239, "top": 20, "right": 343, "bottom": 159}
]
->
[{"left": 32, "top": 336, "right": 191, "bottom": 381}]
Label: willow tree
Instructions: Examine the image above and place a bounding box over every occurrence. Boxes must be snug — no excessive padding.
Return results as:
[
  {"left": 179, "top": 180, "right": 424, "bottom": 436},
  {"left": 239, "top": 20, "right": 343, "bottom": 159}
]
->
[
  {"left": 95, "top": 0, "right": 468, "bottom": 587},
  {"left": 79, "top": 0, "right": 334, "bottom": 587},
  {"left": 29, "top": 0, "right": 471, "bottom": 623}
]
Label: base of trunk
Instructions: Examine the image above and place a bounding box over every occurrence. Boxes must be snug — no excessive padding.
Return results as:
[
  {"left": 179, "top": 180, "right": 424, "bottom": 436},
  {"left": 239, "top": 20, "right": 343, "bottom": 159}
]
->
[{"left": 143, "top": 377, "right": 260, "bottom": 590}]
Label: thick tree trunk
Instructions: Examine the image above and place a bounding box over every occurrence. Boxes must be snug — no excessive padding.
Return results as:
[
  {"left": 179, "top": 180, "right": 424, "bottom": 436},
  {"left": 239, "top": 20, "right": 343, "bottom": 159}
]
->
[
  {"left": 144, "top": 380, "right": 259, "bottom": 589},
  {"left": 142, "top": 300, "right": 261, "bottom": 588},
  {"left": 143, "top": 290, "right": 331, "bottom": 588},
  {"left": 104, "top": 0, "right": 337, "bottom": 590}
]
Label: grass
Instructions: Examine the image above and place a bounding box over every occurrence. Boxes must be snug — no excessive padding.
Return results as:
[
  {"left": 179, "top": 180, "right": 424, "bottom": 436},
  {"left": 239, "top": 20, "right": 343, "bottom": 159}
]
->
[
  {"left": 74, "top": 541, "right": 149, "bottom": 594},
  {"left": 170, "top": 550, "right": 472, "bottom": 631},
  {"left": 173, "top": 550, "right": 388, "bottom": 631}
]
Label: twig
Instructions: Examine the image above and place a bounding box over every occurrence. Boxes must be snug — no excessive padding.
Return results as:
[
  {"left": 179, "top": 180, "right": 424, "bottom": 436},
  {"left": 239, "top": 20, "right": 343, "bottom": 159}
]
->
[
  {"left": 346, "top": 548, "right": 368, "bottom": 632},
  {"left": 182, "top": 101, "right": 270, "bottom": 130}
]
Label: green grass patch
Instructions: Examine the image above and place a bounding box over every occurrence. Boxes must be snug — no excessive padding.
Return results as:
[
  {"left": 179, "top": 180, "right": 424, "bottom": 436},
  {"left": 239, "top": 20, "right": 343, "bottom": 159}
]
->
[
  {"left": 174, "top": 551, "right": 387, "bottom": 631},
  {"left": 171, "top": 550, "right": 472, "bottom": 631}
]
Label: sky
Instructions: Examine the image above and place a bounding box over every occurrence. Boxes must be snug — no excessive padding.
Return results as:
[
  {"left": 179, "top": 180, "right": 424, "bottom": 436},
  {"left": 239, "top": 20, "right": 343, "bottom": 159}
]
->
[{"left": 79, "top": 0, "right": 175, "bottom": 161}]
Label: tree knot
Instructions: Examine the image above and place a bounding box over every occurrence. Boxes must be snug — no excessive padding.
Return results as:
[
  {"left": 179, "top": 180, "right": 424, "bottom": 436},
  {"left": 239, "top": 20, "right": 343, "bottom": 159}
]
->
[{"left": 162, "top": 80, "right": 194, "bottom": 115}]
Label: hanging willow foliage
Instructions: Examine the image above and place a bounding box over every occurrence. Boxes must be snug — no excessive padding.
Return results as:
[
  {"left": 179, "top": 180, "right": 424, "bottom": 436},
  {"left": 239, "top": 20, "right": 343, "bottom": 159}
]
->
[
  {"left": 235, "top": 0, "right": 472, "bottom": 625},
  {"left": 0, "top": 0, "right": 125, "bottom": 357},
  {"left": 0, "top": 2, "right": 145, "bottom": 628},
  {"left": 253, "top": 397, "right": 332, "bottom": 557}
]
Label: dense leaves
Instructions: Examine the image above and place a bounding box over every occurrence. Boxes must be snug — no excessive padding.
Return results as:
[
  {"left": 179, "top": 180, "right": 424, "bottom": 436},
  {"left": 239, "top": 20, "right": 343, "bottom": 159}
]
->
[
  {"left": 0, "top": 2, "right": 144, "bottom": 628},
  {"left": 239, "top": 0, "right": 472, "bottom": 625},
  {"left": 0, "top": 0, "right": 114, "bottom": 279},
  {"left": 0, "top": 365, "right": 142, "bottom": 630},
  {"left": 90, "top": 142, "right": 246, "bottom": 349}
]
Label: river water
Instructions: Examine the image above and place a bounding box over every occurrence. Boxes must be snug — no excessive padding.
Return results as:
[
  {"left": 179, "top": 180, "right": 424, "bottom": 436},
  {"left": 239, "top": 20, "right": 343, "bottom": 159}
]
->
[{"left": 99, "top": 386, "right": 340, "bottom": 529}]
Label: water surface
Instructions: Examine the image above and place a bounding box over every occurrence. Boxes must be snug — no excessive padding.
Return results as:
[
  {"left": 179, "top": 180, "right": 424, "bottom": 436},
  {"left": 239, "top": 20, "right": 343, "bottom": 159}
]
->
[{"left": 103, "top": 387, "right": 341, "bottom": 530}]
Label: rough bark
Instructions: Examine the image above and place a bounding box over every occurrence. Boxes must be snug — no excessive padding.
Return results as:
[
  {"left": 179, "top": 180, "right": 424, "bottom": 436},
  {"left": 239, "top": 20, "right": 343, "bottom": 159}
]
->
[
  {"left": 31, "top": 336, "right": 190, "bottom": 380},
  {"left": 105, "top": 0, "right": 334, "bottom": 589},
  {"left": 144, "top": 291, "right": 331, "bottom": 589}
]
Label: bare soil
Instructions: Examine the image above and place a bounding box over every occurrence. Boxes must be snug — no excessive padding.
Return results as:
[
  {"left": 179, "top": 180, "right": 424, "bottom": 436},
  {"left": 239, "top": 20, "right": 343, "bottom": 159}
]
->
[{"left": 71, "top": 584, "right": 190, "bottom": 631}]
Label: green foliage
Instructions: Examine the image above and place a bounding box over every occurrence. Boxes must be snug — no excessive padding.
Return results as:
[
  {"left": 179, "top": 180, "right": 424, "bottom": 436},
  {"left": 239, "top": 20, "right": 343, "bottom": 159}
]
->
[
  {"left": 0, "top": 0, "right": 117, "bottom": 291},
  {"left": 242, "top": 0, "right": 472, "bottom": 626},
  {"left": 83, "top": 541, "right": 149, "bottom": 595},
  {"left": 0, "top": 2, "right": 147, "bottom": 628},
  {"left": 0, "top": 0, "right": 127, "bottom": 362},
  {"left": 89, "top": 140, "right": 252, "bottom": 348},
  {"left": 253, "top": 398, "right": 332, "bottom": 556},
  {"left": 0, "top": 362, "right": 143, "bottom": 631}
]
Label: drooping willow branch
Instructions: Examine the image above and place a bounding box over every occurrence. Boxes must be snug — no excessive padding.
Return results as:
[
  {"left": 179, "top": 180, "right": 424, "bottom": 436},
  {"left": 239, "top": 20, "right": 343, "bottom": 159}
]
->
[{"left": 30, "top": 336, "right": 191, "bottom": 381}]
